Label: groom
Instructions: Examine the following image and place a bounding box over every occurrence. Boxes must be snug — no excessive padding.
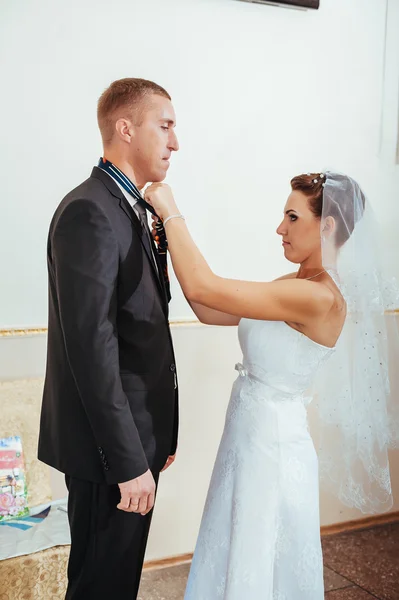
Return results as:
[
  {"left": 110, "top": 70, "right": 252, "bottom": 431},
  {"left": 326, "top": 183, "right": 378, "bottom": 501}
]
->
[{"left": 38, "top": 78, "right": 179, "bottom": 599}]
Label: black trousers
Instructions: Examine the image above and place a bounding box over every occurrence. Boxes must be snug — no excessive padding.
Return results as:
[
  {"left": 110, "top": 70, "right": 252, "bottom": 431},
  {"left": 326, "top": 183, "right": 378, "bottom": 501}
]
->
[{"left": 65, "top": 473, "right": 159, "bottom": 600}]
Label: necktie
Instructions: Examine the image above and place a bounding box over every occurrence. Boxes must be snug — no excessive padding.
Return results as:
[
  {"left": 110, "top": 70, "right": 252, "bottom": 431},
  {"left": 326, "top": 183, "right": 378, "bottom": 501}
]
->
[{"left": 135, "top": 202, "right": 158, "bottom": 273}]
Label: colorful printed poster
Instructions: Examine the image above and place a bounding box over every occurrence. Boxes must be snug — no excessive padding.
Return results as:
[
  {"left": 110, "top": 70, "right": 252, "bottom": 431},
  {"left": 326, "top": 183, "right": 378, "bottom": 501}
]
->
[{"left": 0, "top": 436, "right": 29, "bottom": 521}]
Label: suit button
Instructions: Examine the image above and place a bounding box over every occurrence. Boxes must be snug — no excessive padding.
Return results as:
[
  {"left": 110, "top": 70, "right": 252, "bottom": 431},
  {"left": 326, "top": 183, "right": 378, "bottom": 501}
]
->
[{"left": 169, "top": 363, "right": 176, "bottom": 372}]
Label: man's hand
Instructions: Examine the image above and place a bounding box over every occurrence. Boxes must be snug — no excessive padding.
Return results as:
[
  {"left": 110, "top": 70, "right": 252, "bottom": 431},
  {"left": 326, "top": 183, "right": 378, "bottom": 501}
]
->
[
  {"left": 117, "top": 469, "right": 156, "bottom": 516},
  {"left": 161, "top": 453, "right": 176, "bottom": 473}
]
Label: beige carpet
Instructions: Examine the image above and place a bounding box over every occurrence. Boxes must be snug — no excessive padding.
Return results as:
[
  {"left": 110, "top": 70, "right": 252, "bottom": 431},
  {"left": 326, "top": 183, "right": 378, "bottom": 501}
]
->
[{"left": 138, "top": 563, "right": 190, "bottom": 600}]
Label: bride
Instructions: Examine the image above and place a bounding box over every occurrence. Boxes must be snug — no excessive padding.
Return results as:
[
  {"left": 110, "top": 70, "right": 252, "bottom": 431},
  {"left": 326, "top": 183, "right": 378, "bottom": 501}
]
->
[{"left": 145, "top": 172, "right": 398, "bottom": 599}]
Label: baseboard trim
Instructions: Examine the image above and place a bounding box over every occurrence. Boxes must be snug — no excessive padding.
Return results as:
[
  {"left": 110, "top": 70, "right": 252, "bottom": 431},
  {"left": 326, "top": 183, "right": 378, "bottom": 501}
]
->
[
  {"left": 143, "top": 512, "right": 399, "bottom": 571},
  {"left": 320, "top": 510, "right": 399, "bottom": 536},
  {"left": 143, "top": 553, "right": 193, "bottom": 572}
]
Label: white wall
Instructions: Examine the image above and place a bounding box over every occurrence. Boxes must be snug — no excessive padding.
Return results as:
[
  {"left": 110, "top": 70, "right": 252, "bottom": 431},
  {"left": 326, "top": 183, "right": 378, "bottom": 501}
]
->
[
  {"left": 1, "top": 0, "right": 398, "bottom": 327},
  {"left": 1, "top": 0, "right": 399, "bottom": 562}
]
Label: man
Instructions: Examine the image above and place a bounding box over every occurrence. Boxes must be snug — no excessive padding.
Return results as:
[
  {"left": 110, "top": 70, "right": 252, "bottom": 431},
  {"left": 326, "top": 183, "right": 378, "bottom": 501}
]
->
[{"left": 38, "top": 78, "right": 179, "bottom": 599}]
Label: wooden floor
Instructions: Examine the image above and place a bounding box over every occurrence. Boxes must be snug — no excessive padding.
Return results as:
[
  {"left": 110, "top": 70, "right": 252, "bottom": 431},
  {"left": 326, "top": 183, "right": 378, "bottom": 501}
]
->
[{"left": 138, "top": 522, "right": 399, "bottom": 599}]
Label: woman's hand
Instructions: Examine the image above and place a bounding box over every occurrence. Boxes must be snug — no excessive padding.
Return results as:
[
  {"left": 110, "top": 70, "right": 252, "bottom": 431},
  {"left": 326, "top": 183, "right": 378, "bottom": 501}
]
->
[{"left": 144, "top": 183, "right": 179, "bottom": 221}]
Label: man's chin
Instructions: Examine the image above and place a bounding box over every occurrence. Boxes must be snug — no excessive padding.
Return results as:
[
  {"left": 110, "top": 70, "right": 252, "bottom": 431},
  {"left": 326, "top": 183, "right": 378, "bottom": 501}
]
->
[{"left": 151, "top": 171, "right": 168, "bottom": 183}]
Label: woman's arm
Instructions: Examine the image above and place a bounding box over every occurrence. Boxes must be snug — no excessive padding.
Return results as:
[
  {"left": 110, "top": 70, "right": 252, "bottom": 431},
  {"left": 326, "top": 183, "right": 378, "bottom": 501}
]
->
[
  {"left": 146, "top": 185, "right": 333, "bottom": 324},
  {"left": 150, "top": 213, "right": 239, "bottom": 326},
  {"left": 187, "top": 300, "right": 240, "bottom": 326},
  {"left": 165, "top": 218, "right": 332, "bottom": 323},
  {"left": 190, "top": 271, "right": 296, "bottom": 324}
]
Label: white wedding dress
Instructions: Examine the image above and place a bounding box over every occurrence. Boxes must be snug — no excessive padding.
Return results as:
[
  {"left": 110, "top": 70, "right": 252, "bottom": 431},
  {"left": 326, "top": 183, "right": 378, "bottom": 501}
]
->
[{"left": 184, "top": 318, "right": 335, "bottom": 600}]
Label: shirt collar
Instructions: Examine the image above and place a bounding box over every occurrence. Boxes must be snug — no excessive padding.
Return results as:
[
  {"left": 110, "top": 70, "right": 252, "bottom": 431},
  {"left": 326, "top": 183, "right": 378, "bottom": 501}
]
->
[{"left": 103, "top": 169, "right": 138, "bottom": 209}]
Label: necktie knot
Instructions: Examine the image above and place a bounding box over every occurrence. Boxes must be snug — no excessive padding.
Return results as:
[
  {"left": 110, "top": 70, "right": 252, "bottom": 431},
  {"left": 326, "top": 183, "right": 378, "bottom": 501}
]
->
[
  {"left": 136, "top": 202, "right": 145, "bottom": 215},
  {"left": 135, "top": 202, "right": 147, "bottom": 224},
  {"left": 136, "top": 203, "right": 154, "bottom": 250}
]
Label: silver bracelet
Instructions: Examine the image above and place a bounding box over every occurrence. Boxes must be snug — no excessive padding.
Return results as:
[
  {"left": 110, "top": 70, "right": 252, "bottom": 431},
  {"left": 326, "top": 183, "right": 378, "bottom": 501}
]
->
[{"left": 163, "top": 214, "right": 185, "bottom": 227}]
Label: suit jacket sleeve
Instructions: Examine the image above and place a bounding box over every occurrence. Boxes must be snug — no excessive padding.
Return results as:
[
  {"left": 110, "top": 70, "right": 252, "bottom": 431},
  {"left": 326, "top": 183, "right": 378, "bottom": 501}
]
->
[{"left": 51, "top": 198, "right": 148, "bottom": 484}]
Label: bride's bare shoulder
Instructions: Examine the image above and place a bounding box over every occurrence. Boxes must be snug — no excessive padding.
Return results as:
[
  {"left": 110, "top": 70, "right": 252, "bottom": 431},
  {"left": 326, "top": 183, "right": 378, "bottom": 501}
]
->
[{"left": 274, "top": 272, "right": 297, "bottom": 281}]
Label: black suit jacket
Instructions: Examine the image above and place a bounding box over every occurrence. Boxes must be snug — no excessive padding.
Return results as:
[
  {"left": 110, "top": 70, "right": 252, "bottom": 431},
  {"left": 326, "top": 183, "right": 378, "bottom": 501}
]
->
[{"left": 38, "top": 167, "right": 178, "bottom": 485}]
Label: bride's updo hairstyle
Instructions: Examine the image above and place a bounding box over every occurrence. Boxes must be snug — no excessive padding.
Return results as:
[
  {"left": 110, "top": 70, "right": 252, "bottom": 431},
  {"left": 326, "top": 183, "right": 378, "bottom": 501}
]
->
[{"left": 290, "top": 172, "right": 365, "bottom": 248}]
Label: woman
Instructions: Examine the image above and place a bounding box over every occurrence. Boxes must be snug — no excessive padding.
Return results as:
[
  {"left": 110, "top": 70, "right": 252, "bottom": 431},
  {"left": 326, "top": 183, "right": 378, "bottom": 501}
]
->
[{"left": 145, "top": 172, "right": 398, "bottom": 599}]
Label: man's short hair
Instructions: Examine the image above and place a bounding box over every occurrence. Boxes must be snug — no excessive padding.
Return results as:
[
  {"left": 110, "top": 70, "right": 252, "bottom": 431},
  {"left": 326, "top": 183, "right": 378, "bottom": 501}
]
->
[{"left": 97, "top": 78, "right": 171, "bottom": 144}]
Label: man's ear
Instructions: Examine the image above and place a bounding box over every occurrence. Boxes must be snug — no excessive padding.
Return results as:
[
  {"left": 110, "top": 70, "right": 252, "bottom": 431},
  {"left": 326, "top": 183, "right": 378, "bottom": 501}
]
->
[{"left": 115, "top": 118, "right": 134, "bottom": 143}]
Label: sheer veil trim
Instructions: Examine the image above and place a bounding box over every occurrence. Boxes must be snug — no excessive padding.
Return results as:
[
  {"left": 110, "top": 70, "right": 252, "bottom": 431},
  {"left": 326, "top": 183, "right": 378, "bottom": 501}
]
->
[{"left": 311, "top": 172, "right": 399, "bottom": 514}]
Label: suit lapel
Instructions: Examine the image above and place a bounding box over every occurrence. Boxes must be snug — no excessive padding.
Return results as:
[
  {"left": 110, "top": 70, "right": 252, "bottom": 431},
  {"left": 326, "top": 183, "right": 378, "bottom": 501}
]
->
[{"left": 91, "top": 167, "right": 168, "bottom": 313}]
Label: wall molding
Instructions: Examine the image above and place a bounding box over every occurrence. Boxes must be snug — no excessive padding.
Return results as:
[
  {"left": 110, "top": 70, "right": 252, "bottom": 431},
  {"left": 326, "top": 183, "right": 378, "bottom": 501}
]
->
[
  {"left": 0, "top": 320, "right": 204, "bottom": 338},
  {"left": 0, "top": 328, "right": 48, "bottom": 338}
]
